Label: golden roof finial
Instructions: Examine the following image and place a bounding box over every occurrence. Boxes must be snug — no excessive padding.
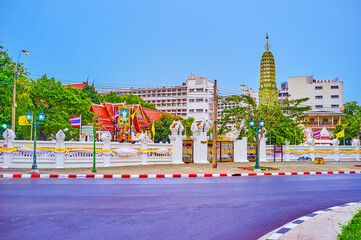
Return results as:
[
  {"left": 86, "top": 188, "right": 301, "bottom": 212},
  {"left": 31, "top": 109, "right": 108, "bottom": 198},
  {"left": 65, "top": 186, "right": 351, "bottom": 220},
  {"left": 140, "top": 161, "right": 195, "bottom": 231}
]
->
[{"left": 264, "top": 32, "right": 271, "bottom": 50}]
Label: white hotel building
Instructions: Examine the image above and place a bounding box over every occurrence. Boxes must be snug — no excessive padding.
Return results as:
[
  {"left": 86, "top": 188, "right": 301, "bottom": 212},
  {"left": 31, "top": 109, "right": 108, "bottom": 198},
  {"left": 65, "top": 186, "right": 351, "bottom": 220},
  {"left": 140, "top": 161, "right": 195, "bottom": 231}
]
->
[
  {"left": 281, "top": 76, "right": 345, "bottom": 136},
  {"left": 99, "top": 75, "right": 215, "bottom": 122}
]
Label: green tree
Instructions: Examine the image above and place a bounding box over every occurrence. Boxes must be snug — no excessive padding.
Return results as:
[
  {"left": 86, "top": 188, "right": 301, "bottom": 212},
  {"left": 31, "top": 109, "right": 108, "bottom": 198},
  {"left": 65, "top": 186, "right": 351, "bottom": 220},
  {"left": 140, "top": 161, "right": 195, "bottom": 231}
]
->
[
  {"left": 334, "top": 101, "right": 361, "bottom": 144},
  {"left": 81, "top": 84, "right": 101, "bottom": 104},
  {"left": 102, "top": 92, "right": 157, "bottom": 110},
  {"left": 0, "top": 46, "right": 30, "bottom": 139},
  {"left": 218, "top": 95, "right": 311, "bottom": 146},
  {"left": 181, "top": 117, "right": 195, "bottom": 137},
  {"left": 15, "top": 75, "right": 95, "bottom": 141},
  {"left": 153, "top": 114, "right": 181, "bottom": 142}
]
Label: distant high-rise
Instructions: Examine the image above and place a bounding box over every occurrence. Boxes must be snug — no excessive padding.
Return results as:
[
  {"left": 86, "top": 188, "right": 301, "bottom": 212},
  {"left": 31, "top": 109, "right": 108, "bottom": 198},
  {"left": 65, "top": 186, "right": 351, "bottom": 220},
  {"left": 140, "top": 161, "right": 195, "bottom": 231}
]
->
[{"left": 259, "top": 33, "right": 278, "bottom": 105}]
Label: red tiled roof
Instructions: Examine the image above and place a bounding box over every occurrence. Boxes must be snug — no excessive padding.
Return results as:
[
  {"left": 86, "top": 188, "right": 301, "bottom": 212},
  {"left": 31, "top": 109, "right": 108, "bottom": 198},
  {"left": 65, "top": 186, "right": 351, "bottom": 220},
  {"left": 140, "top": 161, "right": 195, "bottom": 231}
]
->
[
  {"left": 91, "top": 104, "right": 110, "bottom": 119},
  {"left": 63, "top": 83, "right": 85, "bottom": 90},
  {"left": 143, "top": 109, "right": 172, "bottom": 122}
]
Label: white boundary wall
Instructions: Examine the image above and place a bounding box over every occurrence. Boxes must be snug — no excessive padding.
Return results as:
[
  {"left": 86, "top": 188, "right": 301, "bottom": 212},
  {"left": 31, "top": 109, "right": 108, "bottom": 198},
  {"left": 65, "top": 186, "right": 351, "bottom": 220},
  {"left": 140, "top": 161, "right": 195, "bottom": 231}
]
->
[
  {"left": 266, "top": 142, "right": 360, "bottom": 162},
  {"left": 0, "top": 139, "right": 173, "bottom": 169},
  {"left": 0, "top": 126, "right": 359, "bottom": 169}
]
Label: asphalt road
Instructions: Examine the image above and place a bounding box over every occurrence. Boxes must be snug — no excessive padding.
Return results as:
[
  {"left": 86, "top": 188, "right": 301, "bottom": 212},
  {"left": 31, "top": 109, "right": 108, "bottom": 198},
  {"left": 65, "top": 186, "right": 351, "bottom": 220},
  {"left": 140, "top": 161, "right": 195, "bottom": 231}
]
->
[{"left": 0, "top": 175, "right": 361, "bottom": 240}]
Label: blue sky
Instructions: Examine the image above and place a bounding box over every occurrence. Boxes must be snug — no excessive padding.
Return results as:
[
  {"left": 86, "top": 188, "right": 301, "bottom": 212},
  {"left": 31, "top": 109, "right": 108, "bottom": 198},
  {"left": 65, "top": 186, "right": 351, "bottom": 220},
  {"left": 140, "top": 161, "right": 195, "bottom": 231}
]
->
[{"left": 1, "top": 0, "right": 360, "bottom": 103}]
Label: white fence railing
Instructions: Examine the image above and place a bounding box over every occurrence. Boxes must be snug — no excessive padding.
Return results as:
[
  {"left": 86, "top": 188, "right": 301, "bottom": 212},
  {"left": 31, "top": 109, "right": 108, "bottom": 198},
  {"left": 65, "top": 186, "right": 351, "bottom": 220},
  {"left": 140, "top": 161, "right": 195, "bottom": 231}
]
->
[
  {"left": 0, "top": 140, "right": 173, "bottom": 169},
  {"left": 266, "top": 144, "right": 360, "bottom": 162},
  {"left": 1, "top": 135, "right": 360, "bottom": 169}
]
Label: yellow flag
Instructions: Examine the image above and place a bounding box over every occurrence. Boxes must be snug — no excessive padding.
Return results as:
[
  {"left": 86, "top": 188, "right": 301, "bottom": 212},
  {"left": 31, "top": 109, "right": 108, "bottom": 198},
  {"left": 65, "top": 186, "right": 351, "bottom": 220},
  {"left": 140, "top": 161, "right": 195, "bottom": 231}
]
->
[
  {"left": 336, "top": 130, "right": 344, "bottom": 138},
  {"left": 151, "top": 121, "right": 155, "bottom": 135},
  {"left": 131, "top": 109, "right": 136, "bottom": 119},
  {"left": 18, "top": 115, "right": 31, "bottom": 126}
]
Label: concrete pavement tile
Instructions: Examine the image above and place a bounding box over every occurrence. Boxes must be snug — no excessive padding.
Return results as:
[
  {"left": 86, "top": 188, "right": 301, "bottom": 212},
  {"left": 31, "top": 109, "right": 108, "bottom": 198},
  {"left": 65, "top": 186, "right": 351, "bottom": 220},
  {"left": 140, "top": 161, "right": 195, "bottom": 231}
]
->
[{"left": 277, "top": 204, "right": 361, "bottom": 240}]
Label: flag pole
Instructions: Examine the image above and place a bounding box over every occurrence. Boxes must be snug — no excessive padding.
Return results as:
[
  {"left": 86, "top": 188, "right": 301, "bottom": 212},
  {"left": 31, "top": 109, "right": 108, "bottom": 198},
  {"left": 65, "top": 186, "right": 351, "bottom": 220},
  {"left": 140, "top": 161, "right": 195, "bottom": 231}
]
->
[{"left": 79, "top": 115, "right": 82, "bottom": 142}]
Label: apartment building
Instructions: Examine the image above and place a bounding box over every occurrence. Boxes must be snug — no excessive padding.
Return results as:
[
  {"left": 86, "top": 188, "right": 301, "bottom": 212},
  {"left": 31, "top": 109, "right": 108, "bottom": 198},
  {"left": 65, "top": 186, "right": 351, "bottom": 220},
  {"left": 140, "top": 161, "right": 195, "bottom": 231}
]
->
[
  {"left": 287, "top": 76, "right": 343, "bottom": 110},
  {"left": 99, "top": 75, "right": 214, "bottom": 122},
  {"left": 286, "top": 76, "right": 345, "bottom": 135}
]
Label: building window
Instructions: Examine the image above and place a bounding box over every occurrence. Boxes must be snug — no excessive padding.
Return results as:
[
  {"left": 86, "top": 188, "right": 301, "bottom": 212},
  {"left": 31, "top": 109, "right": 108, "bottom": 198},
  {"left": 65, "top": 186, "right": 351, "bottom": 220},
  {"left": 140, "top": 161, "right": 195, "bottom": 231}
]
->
[
  {"left": 196, "top": 98, "right": 203, "bottom": 102},
  {"left": 189, "top": 89, "right": 195, "bottom": 92},
  {"left": 315, "top": 86, "right": 323, "bottom": 90},
  {"left": 316, "top": 105, "right": 323, "bottom": 108},
  {"left": 331, "top": 86, "right": 339, "bottom": 89},
  {"left": 331, "top": 104, "right": 339, "bottom": 108},
  {"left": 315, "top": 96, "right": 323, "bottom": 99},
  {"left": 189, "top": 99, "right": 195, "bottom": 102},
  {"left": 196, "top": 109, "right": 203, "bottom": 112},
  {"left": 331, "top": 95, "right": 339, "bottom": 99}
]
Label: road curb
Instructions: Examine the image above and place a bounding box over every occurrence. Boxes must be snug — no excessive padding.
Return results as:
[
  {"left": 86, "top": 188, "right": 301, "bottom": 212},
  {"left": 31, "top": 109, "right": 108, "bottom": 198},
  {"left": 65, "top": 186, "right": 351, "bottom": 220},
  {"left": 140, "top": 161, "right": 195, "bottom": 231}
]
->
[
  {"left": 1, "top": 170, "right": 360, "bottom": 179},
  {"left": 260, "top": 200, "right": 361, "bottom": 240}
]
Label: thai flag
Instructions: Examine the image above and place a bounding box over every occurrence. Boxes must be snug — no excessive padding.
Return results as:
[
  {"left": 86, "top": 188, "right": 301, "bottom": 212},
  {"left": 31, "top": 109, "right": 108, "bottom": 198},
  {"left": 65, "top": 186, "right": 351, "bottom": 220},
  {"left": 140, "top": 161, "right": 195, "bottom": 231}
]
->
[
  {"left": 313, "top": 129, "right": 321, "bottom": 137},
  {"left": 69, "top": 116, "right": 81, "bottom": 127},
  {"left": 113, "top": 110, "right": 119, "bottom": 119}
]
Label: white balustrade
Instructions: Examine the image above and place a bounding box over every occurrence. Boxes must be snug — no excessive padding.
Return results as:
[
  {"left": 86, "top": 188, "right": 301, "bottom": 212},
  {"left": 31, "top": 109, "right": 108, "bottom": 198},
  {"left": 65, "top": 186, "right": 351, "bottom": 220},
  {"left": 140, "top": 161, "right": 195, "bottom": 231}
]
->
[{"left": 1, "top": 130, "right": 360, "bottom": 169}]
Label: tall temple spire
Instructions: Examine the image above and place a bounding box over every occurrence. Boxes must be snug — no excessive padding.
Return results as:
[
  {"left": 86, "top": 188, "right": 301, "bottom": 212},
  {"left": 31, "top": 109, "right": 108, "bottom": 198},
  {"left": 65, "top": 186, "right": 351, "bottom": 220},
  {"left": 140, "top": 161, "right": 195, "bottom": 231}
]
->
[
  {"left": 259, "top": 33, "right": 278, "bottom": 105},
  {"left": 264, "top": 33, "right": 271, "bottom": 50}
]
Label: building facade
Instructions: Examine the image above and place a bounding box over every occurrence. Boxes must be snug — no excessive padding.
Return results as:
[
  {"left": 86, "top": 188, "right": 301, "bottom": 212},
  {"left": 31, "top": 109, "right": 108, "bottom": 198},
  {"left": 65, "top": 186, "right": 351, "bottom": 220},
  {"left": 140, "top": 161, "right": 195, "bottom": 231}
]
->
[
  {"left": 286, "top": 76, "right": 345, "bottom": 136},
  {"left": 99, "top": 75, "right": 214, "bottom": 122},
  {"left": 287, "top": 76, "right": 344, "bottom": 111}
]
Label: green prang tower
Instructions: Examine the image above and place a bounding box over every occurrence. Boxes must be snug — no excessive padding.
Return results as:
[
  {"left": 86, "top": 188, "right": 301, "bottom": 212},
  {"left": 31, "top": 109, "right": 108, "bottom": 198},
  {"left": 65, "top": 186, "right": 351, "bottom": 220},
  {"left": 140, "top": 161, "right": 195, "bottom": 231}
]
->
[{"left": 259, "top": 33, "right": 278, "bottom": 105}]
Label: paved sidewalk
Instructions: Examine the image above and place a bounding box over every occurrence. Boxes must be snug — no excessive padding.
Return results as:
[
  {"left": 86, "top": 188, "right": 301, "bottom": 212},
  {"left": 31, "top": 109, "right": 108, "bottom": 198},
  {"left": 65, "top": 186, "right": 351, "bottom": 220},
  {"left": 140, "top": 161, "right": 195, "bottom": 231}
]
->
[
  {"left": 0, "top": 161, "right": 361, "bottom": 175},
  {"left": 260, "top": 203, "right": 361, "bottom": 240}
]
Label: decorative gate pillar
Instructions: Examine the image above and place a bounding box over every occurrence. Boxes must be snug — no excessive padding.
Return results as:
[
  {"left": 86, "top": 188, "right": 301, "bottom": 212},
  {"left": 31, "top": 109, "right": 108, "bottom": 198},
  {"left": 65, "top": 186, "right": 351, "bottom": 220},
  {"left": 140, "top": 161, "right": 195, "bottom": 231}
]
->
[
  {"left": 332, "top": 139, "right": 340, "bottom": 162},
  {"left": 284, "top": 141, "right": 290, "bottom": 161},
  {"left": 192, "top": 120, "right": 209, "bottom": 164},
  {"left": 2, "top": 129, "right": 16, "bottom": 168},
  {"left": 259, "top": 134, "right": 267, "bottom": 162},
  {"left": 55, "top": 130, "right": 66, "bottom": 168},
  {"left": 307, "top": 138, "right": 316, "bottom": 160},
  {"left": 138, "top": 132, "right": 149, "bottom": 165},
  {"left": 101, "top": 131, "right": 112, "bottom": 167},
  {"left": 352, "top": 139, "right": 360, "bottom": 161},
  {"left": 169, "top": 120, "right": 185, "bottom": 164},
  {"left": 232, "top": 127, "right": 248, "bottom": 162},
  {"left": 3, "top": 129, "right": 15, "bottom": 148}
]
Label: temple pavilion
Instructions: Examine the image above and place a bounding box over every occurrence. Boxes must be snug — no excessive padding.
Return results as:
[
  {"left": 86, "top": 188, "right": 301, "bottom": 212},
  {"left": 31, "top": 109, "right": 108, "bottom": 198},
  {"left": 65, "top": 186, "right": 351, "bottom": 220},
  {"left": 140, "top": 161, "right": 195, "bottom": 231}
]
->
[{"left": 89, "top": 101, "right": 166, "bottom": 141}]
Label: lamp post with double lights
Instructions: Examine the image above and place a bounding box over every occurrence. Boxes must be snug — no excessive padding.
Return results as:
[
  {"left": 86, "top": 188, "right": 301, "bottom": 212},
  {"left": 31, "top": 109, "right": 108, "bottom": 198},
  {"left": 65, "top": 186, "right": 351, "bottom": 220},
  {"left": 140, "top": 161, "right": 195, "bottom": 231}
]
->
[
  {"left": 249, "top": 117, "right": 265, "bottom": 169},
  {"left": 12, "top": 50, "right": 29, "bottom": 133},
  {"left": 26, "top": 109, "right": 45, "bottom": 173}
]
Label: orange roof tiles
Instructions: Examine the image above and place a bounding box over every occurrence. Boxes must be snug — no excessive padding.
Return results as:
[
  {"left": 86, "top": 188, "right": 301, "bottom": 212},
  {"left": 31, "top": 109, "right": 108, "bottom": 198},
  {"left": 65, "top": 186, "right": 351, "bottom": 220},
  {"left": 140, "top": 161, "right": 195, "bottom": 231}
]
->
[{"left": 63, "top": 83, "right": 85, "bottom": 90}]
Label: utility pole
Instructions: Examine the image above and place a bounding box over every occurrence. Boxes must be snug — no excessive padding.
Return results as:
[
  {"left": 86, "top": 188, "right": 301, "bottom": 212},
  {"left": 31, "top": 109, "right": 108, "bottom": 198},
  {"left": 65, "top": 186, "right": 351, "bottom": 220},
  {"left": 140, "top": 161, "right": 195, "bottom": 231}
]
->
[
  {"left": 12, "top": 50, "right": 29, "bottom": 132},
  {"left": 212, "top": 80, "right": 217, "bottom": 168},
  {"left": 12, "top": 65, "right": 17, "bottom": 132}
]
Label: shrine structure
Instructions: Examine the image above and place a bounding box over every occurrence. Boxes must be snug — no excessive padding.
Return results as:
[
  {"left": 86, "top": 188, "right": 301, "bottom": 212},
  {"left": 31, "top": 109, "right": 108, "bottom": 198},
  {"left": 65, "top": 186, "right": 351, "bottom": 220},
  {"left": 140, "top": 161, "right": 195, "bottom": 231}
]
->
[{"left": 89, "top": 101, "right": 165, "bottom": 141}]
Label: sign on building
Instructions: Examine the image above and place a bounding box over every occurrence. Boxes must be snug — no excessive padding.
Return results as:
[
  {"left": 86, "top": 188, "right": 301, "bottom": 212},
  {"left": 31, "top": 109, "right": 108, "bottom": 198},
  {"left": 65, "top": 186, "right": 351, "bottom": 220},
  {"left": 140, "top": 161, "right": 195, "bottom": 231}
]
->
[{"left": 81, "top": 125, "right": 94, "bottom": 136}]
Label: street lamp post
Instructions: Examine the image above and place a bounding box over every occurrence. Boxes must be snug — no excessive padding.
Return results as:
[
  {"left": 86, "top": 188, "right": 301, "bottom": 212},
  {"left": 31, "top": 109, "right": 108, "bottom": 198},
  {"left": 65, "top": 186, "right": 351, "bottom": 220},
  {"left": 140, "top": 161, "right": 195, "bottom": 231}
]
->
[
  {"left": 249, "top": 117, "right": 265, "bottom": 169},
  {"left": 26, "top": 109, "right": 45, "bottom": 173},
  {"left": 12, "top": 50, "right": 29, "bottom": 133},
  {"left": 240, "top": 85, "right": 251, "bottom": 96}
]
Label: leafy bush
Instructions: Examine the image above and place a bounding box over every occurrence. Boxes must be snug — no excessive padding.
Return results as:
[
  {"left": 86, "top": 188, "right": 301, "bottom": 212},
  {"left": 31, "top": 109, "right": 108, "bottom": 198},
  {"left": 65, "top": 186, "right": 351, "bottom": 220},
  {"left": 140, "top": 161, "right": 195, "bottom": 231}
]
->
[{"left": 337, "top": 208, "right": 361, "bottom": 240}]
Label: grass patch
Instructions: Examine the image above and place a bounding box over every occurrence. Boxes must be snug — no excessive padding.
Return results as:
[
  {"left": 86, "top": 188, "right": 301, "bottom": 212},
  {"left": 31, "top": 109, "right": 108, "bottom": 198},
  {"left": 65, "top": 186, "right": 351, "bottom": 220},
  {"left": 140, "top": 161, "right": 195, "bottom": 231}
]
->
[
  {"left": 238, "top": 166, "right": 279, "bottom": 171},
  {"left": 337, "top": 208, "right": 361, "bottom": 240}
]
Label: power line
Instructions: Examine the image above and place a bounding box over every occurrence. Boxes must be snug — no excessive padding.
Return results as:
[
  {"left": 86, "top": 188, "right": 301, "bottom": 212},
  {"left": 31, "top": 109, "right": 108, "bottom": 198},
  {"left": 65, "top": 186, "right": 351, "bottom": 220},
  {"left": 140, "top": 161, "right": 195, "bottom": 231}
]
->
[{"left": 29, "top": 73, "right": 245, "bottom": 97}]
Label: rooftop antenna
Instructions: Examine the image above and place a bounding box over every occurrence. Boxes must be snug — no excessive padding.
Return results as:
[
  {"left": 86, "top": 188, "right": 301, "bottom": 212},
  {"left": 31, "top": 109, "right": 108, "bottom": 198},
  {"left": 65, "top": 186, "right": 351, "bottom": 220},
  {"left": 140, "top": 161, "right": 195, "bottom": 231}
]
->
[{"left": 264, "top": 33, "right": 271, "bottom": 50}]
